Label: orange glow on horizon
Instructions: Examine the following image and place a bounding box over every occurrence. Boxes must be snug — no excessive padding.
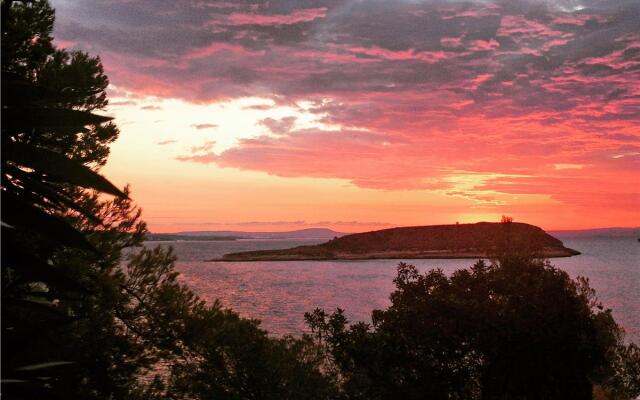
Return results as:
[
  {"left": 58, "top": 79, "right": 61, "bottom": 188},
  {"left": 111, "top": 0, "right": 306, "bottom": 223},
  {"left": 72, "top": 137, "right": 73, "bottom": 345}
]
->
[
  {"left": 97, "top": 92, "right": 638, "bottom": 233},
  {"left": 51, "top": 0, "right": 639, "bottom": 233}
]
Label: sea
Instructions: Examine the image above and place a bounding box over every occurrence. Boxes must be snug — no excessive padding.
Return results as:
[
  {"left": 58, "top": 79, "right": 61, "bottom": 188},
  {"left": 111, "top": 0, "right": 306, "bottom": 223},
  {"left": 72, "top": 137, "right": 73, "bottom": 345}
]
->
[{"left": 144, "top": 236, "right": 639, "bottom": 342}]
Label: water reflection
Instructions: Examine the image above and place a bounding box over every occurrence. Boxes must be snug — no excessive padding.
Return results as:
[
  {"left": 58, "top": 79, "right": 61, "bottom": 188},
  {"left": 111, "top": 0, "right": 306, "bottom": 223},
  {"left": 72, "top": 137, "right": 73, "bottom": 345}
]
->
[{"left": 146, "top": 237, "right": 639, "bottom": 341}]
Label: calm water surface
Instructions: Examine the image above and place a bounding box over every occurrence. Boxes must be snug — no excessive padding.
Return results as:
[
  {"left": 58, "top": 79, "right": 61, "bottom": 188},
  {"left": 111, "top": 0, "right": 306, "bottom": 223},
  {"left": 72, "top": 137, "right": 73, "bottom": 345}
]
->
[{"left": 145, "top": 237, "right": 639, "bottom": 341}]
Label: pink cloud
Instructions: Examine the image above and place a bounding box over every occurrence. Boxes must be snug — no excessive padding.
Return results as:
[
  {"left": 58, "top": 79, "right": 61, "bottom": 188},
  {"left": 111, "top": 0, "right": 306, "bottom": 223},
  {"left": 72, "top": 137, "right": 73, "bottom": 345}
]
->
[
  {"left": 468, "top": 39, "right": 500, "bottom": 51},
  {"left": 552, "top": 14, "right": 610, "bottom": 26},
  {"left": 185, "top": 42, "right": 262, "bottom": 60},
  {"left": 55, "top": 0, "right": 640, "bottom": 217},
  {"left": 189, "top": 140, "right": 216, "bottom": 153},
  {"left": 296, "top": 49, "right": 377, "bottom": 64},
  {"left": 192, "top": 123, "right": 217, "bottom": 130},
  {"left": 498, "top": 15, "right": 567, "bottom": 38},
  {"left": 227, "top": 7, "right": 327, "bottom": 26},
  {"left": 54, "top": 39, "right": 75, "bottom": 49},
  {"left": 346, "top": 46, "right": 449, "bottom": 63},
  {"left": 440, "top": 37, "right": 463, "bottom": 48}
]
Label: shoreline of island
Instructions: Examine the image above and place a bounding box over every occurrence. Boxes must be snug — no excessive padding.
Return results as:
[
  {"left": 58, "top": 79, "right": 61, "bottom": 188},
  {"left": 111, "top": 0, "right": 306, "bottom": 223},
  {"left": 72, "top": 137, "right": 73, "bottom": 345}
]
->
[{"left": 208, "top": 248, "right": 580, "bottom": 262}]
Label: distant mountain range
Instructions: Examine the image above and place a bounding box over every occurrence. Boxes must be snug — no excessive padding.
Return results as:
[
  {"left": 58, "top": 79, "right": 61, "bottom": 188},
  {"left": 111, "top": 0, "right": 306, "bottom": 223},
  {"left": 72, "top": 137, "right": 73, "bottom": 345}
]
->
[
  {"left": 147, "top": 228, "right": 344, "bottom": 241},
  {"left": 549, "top": 227, "right": 639, "bottom": 238},
  {"left": 147, "top": 226, "right": 639, "bottom": 242}
]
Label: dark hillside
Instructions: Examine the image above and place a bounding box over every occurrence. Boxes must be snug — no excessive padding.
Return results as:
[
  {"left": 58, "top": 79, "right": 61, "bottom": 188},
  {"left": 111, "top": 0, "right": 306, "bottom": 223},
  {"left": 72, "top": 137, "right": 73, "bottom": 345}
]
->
[
  {"left": 324, "top": 222, "right": 563, "bottom": 253},
  {"left": 217, "top": 222, "right": 579, "bottom": 261}
]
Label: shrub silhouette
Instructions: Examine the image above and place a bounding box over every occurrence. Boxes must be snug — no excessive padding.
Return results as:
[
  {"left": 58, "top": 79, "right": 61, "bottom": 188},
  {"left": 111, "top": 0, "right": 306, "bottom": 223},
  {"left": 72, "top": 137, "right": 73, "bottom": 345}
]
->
[
  {"left": 306, "top": 256, "right": 640, "bottom": 399},
  {"left": 1, "top": 2, "right": 336, "bottom": 398}
]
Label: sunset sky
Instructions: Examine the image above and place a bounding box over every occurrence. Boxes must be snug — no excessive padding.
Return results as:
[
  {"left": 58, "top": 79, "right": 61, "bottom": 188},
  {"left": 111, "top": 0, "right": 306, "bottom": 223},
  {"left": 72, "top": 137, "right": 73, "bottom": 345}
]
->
[{"left": 51, "top": 0, "right": 639, "bottom": 232}]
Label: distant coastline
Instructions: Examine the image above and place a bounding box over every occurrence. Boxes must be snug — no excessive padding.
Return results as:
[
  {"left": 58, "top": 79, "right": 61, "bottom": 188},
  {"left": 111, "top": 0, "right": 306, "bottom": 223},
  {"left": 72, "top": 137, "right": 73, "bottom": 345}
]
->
[
  {"left": 146, "top": 233, "right": 238, "bottom": 242},
  {"left": 549, "top": 227, "right": 639, "bottom": 239},
  {"left": 145, "top": 228, "right": 343, "bottom": 242},
  {"left": 210, "top": 250, "right": 578, "bottom": 262}
]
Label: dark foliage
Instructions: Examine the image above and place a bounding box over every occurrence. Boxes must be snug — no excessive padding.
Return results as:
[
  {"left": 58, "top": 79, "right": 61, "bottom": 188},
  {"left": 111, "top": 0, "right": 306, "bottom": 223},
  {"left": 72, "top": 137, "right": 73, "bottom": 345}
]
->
[
  {"left": 2, "top": 2, "right": 337, "bottom": 398},
  {"left": 3, "top": 2, "right": 637, "bottom": 400},
  {"left": 306, "top": 257, "right": 640, "bottom": 400},
  {"left": 2, "top": 1, "right": 126, "bottom": 394}
]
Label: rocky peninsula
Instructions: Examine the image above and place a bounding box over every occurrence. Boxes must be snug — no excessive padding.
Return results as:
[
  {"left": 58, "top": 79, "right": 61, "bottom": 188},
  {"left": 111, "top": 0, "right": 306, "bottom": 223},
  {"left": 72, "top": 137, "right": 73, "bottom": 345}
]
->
[{"left": 212, "top": 222, "right": 580, "bottom": 261}]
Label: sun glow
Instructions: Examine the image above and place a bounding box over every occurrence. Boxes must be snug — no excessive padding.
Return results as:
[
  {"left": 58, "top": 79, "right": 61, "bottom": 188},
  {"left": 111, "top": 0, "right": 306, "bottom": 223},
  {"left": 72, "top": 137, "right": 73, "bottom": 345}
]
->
[
  {"left": 454, "top": 213, "right": 504, "bottom": 224},
  {"left": 105, "top": 91, "right": 341, "bottom": 155},
  {"left": 50, "top": 0, "right": 640, "bottom": 232}
]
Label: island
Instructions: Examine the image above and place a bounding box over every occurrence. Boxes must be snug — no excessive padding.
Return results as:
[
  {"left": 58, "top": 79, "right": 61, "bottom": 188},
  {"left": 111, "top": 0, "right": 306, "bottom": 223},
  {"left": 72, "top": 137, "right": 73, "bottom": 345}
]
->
[{"left": 212, "top": 222, "right": 580, "bottom": 261}]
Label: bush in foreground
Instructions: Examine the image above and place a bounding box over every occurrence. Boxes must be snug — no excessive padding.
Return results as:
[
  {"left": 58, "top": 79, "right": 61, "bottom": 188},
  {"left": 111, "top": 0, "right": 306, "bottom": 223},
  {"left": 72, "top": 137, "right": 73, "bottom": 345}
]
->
[
  {"left": 306, "top": 257, "right": 640, "bottom": 400},
  {"left": 1, "top": 2, "right": 336, "bottom": 398}
]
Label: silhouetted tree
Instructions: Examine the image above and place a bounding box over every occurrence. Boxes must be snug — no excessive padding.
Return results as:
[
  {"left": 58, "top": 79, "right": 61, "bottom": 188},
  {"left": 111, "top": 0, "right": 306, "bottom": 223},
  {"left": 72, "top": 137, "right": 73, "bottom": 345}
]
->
[
  {"left": 2, "top": 2, "right": 337, "bottom": 399},
  {"left": 500, "top": 215, "right": 513, "bottom": 224},
  {"left": 306, "top": 257, "right": 640, "bottom": 399},
  {"left": 2, "top": 0, "right": 127, "bottom": 395}
]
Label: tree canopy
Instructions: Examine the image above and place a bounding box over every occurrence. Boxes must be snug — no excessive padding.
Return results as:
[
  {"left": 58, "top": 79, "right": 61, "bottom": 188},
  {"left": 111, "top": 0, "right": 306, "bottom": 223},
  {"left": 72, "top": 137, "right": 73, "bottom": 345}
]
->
[
  {"left": 306, "top": 258, "right": 640, "bottom": 399},
  {"left": 1, "top": 2, "right": 336, "bottom": 398}
]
